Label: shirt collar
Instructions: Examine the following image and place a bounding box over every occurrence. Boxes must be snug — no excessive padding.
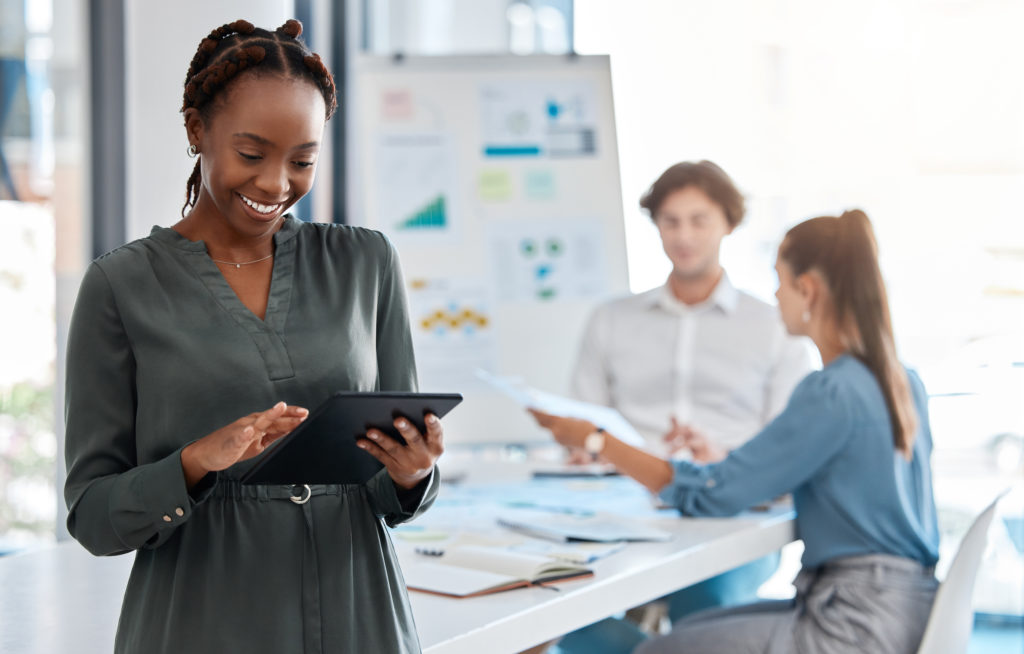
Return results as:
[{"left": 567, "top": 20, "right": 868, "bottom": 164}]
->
[
  {"left": 651, "top": 271, "right": 739, "bottom": 315},
  {"left": 149, "top": 214, "right": 300, "bottom": 251}
]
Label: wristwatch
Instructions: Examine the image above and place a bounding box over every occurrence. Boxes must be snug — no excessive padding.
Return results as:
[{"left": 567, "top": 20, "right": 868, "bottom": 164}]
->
[{"left": 583, "top": 427, "right": 606, "bottom": 456}]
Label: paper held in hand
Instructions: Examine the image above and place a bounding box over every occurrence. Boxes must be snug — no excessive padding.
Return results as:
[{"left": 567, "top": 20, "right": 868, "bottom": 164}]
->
[
  {"left": 404, "top": 545, "right": 593, "bottom": 598},
  {"left": 475, "top": 369, "right": 647, "bottom": 448}
]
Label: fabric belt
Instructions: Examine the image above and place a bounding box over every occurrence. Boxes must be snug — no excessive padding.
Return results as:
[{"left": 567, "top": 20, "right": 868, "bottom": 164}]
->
[{"left": 211, "top": 480, "right": 363, "bottom": 502}]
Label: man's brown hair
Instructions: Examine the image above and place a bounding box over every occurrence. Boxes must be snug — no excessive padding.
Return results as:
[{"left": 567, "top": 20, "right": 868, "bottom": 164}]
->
[{"left": 639, "top": 160, "right": 745, "bottom": 228}]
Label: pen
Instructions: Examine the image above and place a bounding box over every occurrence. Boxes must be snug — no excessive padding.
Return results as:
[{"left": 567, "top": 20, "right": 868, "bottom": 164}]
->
[{"left": 529, "top": 582, "right": 561, "bottom": 592}]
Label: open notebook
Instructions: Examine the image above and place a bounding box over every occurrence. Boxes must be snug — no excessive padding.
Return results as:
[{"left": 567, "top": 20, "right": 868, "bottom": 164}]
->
[{"left": 403, "top": 545, "right": 593, "bottom": 598}]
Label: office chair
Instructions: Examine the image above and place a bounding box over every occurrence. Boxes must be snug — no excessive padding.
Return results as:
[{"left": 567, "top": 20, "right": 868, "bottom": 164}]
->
[{"left": 916, "top": 490, "right": 1010, "bottom": 654}]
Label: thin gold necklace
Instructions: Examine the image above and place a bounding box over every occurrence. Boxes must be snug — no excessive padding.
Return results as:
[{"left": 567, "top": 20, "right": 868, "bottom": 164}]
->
[{"left": 209, "top": 253, "right": 274, "bottom": 269}]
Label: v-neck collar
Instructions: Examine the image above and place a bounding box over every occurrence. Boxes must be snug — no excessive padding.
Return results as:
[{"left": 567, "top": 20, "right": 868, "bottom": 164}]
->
[{"left": 149, "top": 216, "right": 300, "bottom": 381}]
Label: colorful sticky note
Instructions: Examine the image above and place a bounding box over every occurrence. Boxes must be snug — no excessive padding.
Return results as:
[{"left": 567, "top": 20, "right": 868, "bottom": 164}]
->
[
  {"left": 478, "top": 169, "right": 513, "bottom": 201},
  {"left": 524, "top": 169, "right": 556, "bottom": 200}
]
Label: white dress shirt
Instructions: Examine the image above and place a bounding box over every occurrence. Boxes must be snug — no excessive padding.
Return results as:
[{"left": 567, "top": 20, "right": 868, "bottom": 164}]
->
[{"left": 570, "top": 273, "right": 814, "bottom": 454}]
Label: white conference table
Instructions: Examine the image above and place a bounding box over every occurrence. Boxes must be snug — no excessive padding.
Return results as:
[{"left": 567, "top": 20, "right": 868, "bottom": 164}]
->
[{"left": 0, "top": 462, "right": 795, "bottom": 654}]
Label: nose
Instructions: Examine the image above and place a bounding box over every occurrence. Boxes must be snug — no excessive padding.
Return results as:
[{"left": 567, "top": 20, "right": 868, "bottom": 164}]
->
[
  {"left": 254, "top": 162, "right": 290, "bottom": 199},
  {"left": 669, "top": 221, "right": 696, "bottom": 246}
]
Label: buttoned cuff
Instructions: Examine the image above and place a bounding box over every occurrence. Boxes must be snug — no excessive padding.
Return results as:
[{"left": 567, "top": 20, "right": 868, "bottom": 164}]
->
[
  {"left": 148, "top": 444, "right": 216, "bottom": 524},
  {"left": 109, "top": 443, "right": 218, "bottom": 549}
]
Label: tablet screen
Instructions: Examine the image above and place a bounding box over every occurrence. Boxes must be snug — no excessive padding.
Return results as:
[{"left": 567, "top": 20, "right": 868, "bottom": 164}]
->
[{"left": 240, "top": 391, "right": 463, "bottom": 485}]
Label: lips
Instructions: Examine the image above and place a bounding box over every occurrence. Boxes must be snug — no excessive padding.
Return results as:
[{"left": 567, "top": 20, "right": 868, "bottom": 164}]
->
[{"left": 237, "top": 192, "right": 285, "bottom": 220}]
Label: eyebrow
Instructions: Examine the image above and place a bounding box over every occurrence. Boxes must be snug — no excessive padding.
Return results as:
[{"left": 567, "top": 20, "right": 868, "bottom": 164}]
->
[{"left": 233, "top": 132, "right": 319, "bottom": 150}]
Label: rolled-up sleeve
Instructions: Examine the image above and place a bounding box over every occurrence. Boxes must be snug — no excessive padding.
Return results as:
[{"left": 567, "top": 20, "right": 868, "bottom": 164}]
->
[
  {"left": 64, "top": 263, "right": 213, "bottom": 556},
  {"left": 660, "top": 371, "right": 851, "bottom": 516}
]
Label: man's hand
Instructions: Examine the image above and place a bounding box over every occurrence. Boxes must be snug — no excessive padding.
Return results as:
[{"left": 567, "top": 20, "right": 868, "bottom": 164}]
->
[{"left": 662, "top": 416, "right": 728, "bottom": 462}]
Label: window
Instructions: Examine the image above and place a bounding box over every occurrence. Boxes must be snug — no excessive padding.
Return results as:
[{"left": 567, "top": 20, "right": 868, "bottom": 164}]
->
[{"left": 0, "top": 0, "right": 88, "bottom": 551}]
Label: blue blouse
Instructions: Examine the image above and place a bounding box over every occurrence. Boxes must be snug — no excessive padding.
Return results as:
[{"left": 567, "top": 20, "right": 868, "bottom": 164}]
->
[{"left": 660, "top": 354, "right": 940, "bottom": 569}]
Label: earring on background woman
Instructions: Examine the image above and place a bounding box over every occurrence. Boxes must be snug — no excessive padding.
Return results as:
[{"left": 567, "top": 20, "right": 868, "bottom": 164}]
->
[
  {"left": 187, "top": 144, "right": 199, "bottom": 157},
  {"left": 802, "top": 309, "right": 811, "bottom": 323}
]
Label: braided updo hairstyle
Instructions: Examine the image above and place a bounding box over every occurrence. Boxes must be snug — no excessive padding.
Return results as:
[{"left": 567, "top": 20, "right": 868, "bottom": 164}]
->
[{"left": 180, "top": 19, "right": 338, "bottom": 216}]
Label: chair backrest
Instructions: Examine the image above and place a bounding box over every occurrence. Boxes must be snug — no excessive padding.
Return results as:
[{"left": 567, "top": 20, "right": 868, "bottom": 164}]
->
[{"left": 916, "top": 490, "right": 1009, "bottom": 654}]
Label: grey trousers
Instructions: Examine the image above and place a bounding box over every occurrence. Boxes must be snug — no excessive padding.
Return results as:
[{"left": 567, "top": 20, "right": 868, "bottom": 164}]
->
[{"left": 634, "top": 554, "right": 938, "bottom": 654}]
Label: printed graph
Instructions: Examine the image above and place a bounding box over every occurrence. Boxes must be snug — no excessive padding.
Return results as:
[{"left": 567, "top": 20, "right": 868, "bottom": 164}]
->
[
  {"left": 419, "top": 305, "right": 490, "bottom": 333},
  {"left": 398, "top": 195, "right": 447, "bottom": 230}
]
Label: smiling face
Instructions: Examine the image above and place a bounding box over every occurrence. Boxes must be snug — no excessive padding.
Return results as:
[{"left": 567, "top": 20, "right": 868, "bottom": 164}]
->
[
  {"left": 185, "top": 73, "right": 326, "bottom": 238},
  {"left": 653, "top": 185, "right": 733, "bottom": 281}
]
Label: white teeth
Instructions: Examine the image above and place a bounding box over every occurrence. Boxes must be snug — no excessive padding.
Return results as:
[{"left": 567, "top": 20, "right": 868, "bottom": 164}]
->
[{"left": 240, "top": 194, "right": 280, "bottom": 214}]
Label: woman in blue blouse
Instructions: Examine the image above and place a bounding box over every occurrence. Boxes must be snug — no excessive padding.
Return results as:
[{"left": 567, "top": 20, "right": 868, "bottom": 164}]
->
[{"left": 533, "top": 209, "right": 939, "bottom": 654}]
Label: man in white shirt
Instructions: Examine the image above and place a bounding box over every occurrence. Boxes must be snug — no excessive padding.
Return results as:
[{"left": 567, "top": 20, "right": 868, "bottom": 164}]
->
[
  {"left": 538, "top": 161, "right": 812, "bottom": 653},
  {"left": 570, "top": 160, "right": 811, "bottom": 459},
  {"left": 572, "top": 274, "right": 810, "bottom": 456}
]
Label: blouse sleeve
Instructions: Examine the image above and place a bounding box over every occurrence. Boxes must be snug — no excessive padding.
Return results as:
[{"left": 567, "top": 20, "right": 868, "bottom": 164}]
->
[
  {"left": 374, "top": 233, "right": 418, "bottom": 393},
  {"left": 365, "top": 233, "right": 438, "bottom": 522},
  {"left": 64, "top": 263, "right": 214, "bottom": 557},
  {"left": 659, "top": 370, "right": 852, "bottom": 516}
]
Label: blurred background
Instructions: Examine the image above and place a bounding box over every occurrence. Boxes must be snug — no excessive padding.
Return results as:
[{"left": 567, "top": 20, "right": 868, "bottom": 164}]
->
[{"left": 0, "top": 0, "right": 1020, "bottom": 649}]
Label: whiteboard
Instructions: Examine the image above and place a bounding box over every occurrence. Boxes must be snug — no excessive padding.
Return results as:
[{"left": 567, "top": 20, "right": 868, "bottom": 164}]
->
[{"left": 349, "top": 54, "right": 629, "bottom": 444}]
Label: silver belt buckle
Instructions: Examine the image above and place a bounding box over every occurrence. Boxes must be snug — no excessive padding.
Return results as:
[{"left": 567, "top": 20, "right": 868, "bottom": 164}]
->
[{"left": 289, "top": 484, "right": 312, "bottom": 505}]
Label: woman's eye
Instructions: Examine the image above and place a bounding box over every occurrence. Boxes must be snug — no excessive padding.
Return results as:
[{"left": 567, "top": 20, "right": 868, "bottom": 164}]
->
[
  {"left": 238, "top": 152, "right": 261, "bottom": 161},
  {"left": 294, "top": 161, "right": 316, "bottom": 168}
]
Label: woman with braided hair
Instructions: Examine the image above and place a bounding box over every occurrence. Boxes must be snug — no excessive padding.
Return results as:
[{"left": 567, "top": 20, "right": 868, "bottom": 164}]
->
[
  {"left": 536, "top": 210, "right": 940, "bottom": 654},
  {"left": 64, "top": 19, "right": 441, "bottom": 653}
]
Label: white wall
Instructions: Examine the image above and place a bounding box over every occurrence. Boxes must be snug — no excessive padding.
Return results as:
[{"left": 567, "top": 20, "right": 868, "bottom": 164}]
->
[
  {"left": 575, "top": 0, "right": 1024, "bottom": 368},
  {"left": 125, "top": 2, "right": 294, "bottom": 241}
]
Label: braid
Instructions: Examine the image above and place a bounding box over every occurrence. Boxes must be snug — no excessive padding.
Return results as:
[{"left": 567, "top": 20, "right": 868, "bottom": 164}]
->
[
  {"left": 184, "top": 162, "right": 201, "bottom": 218},
  {"left": 276, "top": 18, "right": 303, "bottom": 39},
  {"left": 184, "top": 45, "right": 266, "bottom": 110},
  {"left": 303, "top": 53, "right": 338, "bottom": 119},
  {"left": 180, "top": 18, "right": 338, "bottom": 216},
  {"left": 182, "top": 20, "right": 256, "bottom": 107}
]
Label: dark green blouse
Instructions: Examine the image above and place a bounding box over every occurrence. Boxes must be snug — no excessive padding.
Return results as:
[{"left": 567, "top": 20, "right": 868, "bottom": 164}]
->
[{"left": 64, "top": 217, "right": 438, "bottom": 654}]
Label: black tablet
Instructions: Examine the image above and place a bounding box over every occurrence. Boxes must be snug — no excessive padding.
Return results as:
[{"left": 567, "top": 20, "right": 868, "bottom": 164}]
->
[{"left": 239, "top": 391, "right": 463, "bottom": 485}]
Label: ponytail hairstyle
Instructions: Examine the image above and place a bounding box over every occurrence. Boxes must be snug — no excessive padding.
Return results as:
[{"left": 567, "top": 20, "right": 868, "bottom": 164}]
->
[
  {"left": 180, "top": 19, "right": 338, "bottom": 216},
  {"left": 779, "top": 210, "right": 918, "bottom": 458}
]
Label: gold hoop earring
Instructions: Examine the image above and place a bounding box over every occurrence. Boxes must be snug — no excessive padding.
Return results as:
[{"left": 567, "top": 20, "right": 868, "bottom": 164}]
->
[{"left": 187, "top": 144, "right": 199, "bottom": 158}]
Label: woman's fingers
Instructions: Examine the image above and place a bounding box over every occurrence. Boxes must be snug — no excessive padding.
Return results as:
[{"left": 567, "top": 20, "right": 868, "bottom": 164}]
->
[
  {"left": 392, "top": 417, "right": 424, "bottom": 447},
  {"left": 422, "top": 413, "right": 444, "bottom": 451},
  {"left": 357, "top": 417, "right": 444, "bottom": 490},
  {"left": 367, "top": 427, "right": 404, "bottom": 454},
  {"left": 249, "top": 403, "right": 308, "bottom": 445},
  {"left": 356, "top": 432, "right": 401, "bottom": 469},
  {"left": 250, "top": 402, "right": 287, "bottom": 434},
  {"left": 264, "top": 416, "right": 307, "bottom": 437}
]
